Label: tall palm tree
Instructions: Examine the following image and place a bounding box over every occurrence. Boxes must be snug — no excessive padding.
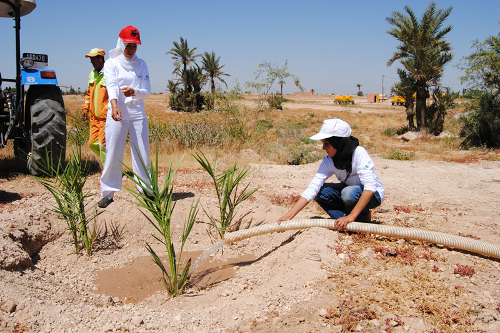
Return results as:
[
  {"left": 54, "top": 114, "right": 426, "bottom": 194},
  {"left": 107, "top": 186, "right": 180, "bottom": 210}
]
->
[
  {"left": 167, "top": 37, "right": 202, "bottom": 106},
  {"left": 201, "top": 51, "right": 230, "bottom": 94},
  {"left": 386, "top": 2, "right": 453, "bottom": 131}
]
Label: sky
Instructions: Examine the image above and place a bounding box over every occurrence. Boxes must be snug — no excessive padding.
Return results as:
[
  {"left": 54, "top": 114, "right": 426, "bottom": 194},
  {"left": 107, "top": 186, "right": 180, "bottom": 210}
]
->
[{"left": 1, "top": 0, "right": 499, "bottom": 96}]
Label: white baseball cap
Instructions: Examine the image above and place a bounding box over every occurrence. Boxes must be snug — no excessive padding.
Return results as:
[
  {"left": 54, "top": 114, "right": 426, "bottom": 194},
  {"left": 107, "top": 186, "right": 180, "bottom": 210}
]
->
[{"left": 310, "top": 118, "right": 352, "bottom": 140}]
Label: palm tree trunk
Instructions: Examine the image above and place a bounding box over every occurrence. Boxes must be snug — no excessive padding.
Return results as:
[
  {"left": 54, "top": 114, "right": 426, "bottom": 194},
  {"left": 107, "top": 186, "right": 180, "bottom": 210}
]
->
[
  {"left": 183, "top": 63, "right": 188, "bottom": 108},
  {"left": 210, "top": 77, "right": 215, "bottom": 110},
  {"left": 416, "top": 84, "right": 427, "bottom": 131},
  {"left": 405, "top": 101, "right": 415, "bottom": 130}
]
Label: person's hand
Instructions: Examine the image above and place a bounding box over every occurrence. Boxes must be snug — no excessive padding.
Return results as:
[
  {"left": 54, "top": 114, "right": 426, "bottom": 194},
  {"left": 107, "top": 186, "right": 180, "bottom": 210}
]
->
[
  {"left": 276, "top": 215, "right": 290, "bottom": 233},
  {"left": 277, "top": 213, "right": 293, "bottom": 225},
  {"left": 81, "top": 109, "right": 88, "bottom": 120},
  {"left": 112, "top": 107, "right": 122, "bottom": 121},
  {"left": 334, "top": 215, "right": 355, "bottom": 231},
  {"left": 121, "top": 87, "right": 135, "bottom": 97}
]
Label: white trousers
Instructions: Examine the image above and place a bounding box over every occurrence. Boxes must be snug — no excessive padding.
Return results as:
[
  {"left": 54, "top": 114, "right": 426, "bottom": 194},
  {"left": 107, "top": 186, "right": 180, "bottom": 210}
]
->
[{"left": 100, "top": 117, "right": 151, "bottom": 198}]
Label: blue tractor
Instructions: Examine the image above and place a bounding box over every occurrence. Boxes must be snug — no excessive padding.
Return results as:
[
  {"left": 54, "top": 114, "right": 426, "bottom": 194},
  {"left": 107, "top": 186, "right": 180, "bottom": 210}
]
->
[{"left": 0, "top": 0, "right": 66, "bottom": 175}]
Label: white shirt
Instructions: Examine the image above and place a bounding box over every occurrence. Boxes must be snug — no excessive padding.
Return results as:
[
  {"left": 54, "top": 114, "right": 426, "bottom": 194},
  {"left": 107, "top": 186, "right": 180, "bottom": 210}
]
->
[
  {"left": 301, "top": 146, "right": 385, "bottom": 202},
  {"left": 103, "top": 57, "right": 151, "bottom": 120}
]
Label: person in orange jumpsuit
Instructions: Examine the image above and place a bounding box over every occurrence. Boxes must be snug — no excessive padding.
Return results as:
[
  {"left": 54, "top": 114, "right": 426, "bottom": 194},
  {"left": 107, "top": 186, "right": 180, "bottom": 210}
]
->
[{"left": 82, "top": 48, "right": 108, "bottom": 165}]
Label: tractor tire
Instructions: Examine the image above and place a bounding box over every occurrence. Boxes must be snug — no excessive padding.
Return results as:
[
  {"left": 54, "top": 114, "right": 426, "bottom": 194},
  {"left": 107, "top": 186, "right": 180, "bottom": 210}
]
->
[{"left": 24, "top": 85, "right": 66, "bottom": 176}]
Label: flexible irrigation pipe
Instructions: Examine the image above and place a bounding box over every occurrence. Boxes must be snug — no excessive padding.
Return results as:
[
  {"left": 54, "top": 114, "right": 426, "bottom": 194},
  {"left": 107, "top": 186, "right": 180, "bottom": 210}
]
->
[{"left": 223, "top": 219, "right": 500, "bottom": 260}]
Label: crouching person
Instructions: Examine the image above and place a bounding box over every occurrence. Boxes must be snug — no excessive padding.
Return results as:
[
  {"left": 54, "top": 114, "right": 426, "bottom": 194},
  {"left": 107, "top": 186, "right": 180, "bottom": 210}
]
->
[{"left": 278, "top": 118, "right": 385, "bottom": 230}]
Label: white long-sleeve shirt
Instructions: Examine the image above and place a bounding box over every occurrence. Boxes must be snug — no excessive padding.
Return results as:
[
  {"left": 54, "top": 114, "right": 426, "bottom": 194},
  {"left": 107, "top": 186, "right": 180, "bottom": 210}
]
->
[
  {"left": 301, "top": 146, "right": 385, "bottom": 202},
  {"left": 103, "top": 57, "right": 151, "bottom": 120}
]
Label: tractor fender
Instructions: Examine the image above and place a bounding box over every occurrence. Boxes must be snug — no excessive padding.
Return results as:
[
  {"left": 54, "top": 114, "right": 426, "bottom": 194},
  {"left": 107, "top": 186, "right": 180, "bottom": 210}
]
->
[{"left": 21, "top": 68, "right": 58, "bottom": 85}]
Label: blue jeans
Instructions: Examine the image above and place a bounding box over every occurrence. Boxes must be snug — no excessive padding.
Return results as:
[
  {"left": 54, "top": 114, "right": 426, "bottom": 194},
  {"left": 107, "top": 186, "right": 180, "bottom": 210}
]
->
[{"left": 314, "top": 183, "right": 381, "bottom": 222}]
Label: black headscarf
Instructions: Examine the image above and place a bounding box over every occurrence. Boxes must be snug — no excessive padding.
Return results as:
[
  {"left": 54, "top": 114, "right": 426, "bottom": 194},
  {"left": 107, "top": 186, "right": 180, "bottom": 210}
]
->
[{"left": 326, "top": 136, "right": 359, "bottom": 172}]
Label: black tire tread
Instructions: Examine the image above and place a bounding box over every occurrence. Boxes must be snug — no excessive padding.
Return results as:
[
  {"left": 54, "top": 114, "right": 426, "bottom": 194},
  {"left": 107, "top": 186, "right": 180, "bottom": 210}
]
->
[{"left": 25, "top": 85, "right": 66, "bottom": 175}]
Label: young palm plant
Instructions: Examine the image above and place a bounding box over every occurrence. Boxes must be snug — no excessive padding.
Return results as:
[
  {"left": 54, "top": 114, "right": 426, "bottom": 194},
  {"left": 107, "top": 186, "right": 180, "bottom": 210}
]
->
[
  {"left": 34, "top": 147, "right": 102, "bottom": 256},
  {"left": 122, "top": 146, "right": 200, "bottom": 297},
  {"left": 193, "top": 151, "right": 258, "bottom": 240}
]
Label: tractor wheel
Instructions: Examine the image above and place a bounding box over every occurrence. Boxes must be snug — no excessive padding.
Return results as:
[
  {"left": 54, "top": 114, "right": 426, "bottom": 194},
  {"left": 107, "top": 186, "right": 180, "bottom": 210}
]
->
[{"left": 24, "top": 85, "right": 66, "bottom": 175}]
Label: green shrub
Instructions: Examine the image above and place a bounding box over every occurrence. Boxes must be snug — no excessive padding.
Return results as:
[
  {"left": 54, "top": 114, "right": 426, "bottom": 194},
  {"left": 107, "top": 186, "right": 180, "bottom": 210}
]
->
[
  {"left": 382, "top": 127, "right": 397, "bottom": 137},
  {"left": 396, "top": 125, "right": 410, "bottom": 135},
  {"left": 266, "top": 93, "right": 287, "bottom": 110},
  {"left": 383, "top": 125, "right": 409, "bottom": 137},
  {"left": 460, "top": 93, "right": 500, "bottom": 149},
  {"left": 257, "top": 119, "right": 273, "bottom": 131},
  {"left": 287, "top": 146, "right": 324, "bottom": 165},
  {"left": 385, "top": 149, "right": 414, "bottom": 160},
  {"left": 168, "top": 92, "right": 184, "bottom": 111},
  {"left": 210, "top": 91, "right": 241, "bottom": 115}
]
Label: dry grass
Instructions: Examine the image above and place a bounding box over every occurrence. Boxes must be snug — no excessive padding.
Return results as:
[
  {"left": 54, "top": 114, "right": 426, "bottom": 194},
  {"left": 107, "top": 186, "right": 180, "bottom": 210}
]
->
[
  {"left": 3, "top": 93, "right": 497, "bottom": 181},
  {"left": 321, "top": 233, "right": 481, "bottom": 332},
  {"left": 4, "top": 93, "right": 494, "bottom": 172}
]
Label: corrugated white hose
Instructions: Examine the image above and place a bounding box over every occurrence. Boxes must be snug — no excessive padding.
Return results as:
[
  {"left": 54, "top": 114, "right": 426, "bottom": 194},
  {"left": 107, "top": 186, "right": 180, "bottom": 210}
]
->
[{"left": 223, "top": 219, "right": 500, "bottom": 260}]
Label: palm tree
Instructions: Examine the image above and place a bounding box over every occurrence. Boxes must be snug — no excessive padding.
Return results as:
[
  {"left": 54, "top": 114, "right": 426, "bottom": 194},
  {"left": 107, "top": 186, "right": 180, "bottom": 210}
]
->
[
  {"left": 391, "top": 69, "right": 417, "bottom": 129},
  {"left": 201, "top": 51, "right": 230, "bottom": 94},
  {"left": 167, "top": 37, "right": 202, "bottom": 107},
  {"left": 386, "top": 2, "right": 453, "bottom": 131}
]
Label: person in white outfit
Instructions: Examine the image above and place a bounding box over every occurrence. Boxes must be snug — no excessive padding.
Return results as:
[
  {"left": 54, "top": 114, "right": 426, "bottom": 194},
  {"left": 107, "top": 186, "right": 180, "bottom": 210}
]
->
[
  {"left": 98, "top": 25, "right": 152, "bottom": 208},
  {"left": 278, "top": 118, "right": 385, "bottom": 230}
]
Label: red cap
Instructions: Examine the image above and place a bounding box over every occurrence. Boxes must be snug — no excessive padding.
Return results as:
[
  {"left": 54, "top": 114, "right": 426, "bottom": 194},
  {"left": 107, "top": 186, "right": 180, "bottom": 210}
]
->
[{"left": 119, "top": 26, "right": 141, "bottom": 45}]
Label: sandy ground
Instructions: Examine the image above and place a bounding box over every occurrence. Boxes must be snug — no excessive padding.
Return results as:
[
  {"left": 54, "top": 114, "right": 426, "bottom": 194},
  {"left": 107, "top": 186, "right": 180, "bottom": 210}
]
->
[{"left": 1, "top": 95, "right": 500, "bottom": 332}]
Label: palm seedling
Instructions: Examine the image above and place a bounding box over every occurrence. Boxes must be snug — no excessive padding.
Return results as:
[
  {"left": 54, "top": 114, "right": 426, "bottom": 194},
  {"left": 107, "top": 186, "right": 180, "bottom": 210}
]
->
[
  {"left": 193, "top": 151, "right": 258, "bottom": 240},
  {"left": 34, "top": 147, "right": 102, "bottom": 256},
  {"left": 122, "top": 145, "right": 200, "bottom": 297}
]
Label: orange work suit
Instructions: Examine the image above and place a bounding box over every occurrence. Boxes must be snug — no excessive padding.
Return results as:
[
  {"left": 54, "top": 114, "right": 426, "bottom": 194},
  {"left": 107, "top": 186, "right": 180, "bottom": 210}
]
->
[{"left": 82, "top": 69, "right": 108, "bottom": 164}]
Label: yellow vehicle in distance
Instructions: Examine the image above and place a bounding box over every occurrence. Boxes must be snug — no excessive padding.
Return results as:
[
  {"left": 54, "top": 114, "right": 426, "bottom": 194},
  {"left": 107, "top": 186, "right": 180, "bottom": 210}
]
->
[
  {"left": 391, "top": 96, "right": 406, "bottom": 106},
  {"left": 334, "top": 95, "right": 354, "bottom": 105}
]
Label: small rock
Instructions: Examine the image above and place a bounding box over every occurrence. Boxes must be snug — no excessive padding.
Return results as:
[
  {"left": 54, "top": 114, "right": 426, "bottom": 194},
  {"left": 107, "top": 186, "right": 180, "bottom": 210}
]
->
[
  {"left": 132, "top": 317, "right": 143, "bottom": 327},
  {"left": 0, "top": 300, "right": 16, "bottom": 313},
  {"left": 319, "top": 308, "right": 328, "bottom": 317},
  {"left": 332, "top": 325, "right": 343, "bottom": 333}
]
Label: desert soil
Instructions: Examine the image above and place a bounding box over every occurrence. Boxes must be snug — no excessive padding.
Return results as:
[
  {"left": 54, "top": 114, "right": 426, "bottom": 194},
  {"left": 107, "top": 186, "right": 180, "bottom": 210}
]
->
[{"left": 1, "top": 95, "right": 500, "bottom": 333}]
